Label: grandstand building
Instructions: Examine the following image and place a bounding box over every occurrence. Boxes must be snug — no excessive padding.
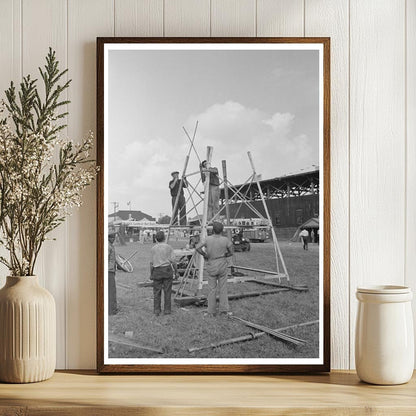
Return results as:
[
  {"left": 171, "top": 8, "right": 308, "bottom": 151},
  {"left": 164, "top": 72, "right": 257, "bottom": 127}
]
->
[{"left": 220, "top": 168, "right": 319, "bottom": 240}]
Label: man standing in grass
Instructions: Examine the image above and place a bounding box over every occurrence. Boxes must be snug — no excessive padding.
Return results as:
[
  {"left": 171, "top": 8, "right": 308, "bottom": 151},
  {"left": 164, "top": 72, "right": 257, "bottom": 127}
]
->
[
  {"left": 196, "top": 222, "right": 233, "bottom": 317},
  {"left": 299, "top": 228, "right": 309, "bottom": 250},
  {"left": 150, "top": 231, "right": 178, "bottom": 316},
  {"left": 108, "top": 231, "right": 118, "bottom": 315}
]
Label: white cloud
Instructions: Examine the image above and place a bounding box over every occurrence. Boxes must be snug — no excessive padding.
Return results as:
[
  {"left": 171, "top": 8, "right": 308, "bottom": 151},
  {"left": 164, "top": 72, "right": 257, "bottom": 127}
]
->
[
  {"left": 186, "top": 101, "right": 316, "bottom": 185},
  {"left": 109, "top": 101, "right": 317, "bottom": 217}
]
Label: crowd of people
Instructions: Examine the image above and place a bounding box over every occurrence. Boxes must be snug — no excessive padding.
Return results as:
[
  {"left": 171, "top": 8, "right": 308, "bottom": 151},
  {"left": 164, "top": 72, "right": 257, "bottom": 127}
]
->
[
  {"left": 108, "top": 160, "right": 231, "bottom": 318},
  {"left": 108, "top": 221, "right": 234, "bottom": 318},
  {"left": 108, "top": 163, "right": 318, "bottom": 318}
]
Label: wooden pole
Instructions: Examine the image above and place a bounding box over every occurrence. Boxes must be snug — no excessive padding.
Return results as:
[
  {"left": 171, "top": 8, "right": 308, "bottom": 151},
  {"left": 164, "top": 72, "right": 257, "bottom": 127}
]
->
[
  {"left": 188, "top": 320, "right": 318, "bottom": 352},
  {"left": 230, "top": 316, "right": 306, "bottom": 345},
  {"left": 221, "top": 160, "right": 232, "bottom": 241},
  {"left": 183, "top": 121, "right": 202, "bottom": 164},
  {"left": 197, "top": 146, "right": 213, "bottom": 291},
  {"left": 247, "top": 151, "right": 289, "bottom": 280},
  {"left": 225, "top": 180, "right": 265, "bottom": 220}
]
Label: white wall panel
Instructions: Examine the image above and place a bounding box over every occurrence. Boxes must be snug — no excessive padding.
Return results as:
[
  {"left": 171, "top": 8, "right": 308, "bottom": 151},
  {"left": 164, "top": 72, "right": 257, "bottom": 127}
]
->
[
  {"left": 165, "top": 0, "right": 210, "bottom": 37},
  {"left": 0, "top": 0, "right": 21, "bottom": 98},
  {"left": 22, "top": 0, "right": 68, "bottom": 369},
  {"left": 115, "top": 0, "right": 163, "bottom": 37},
  {"left": 0, "top": 0, "right": 414, "bottom": 369},
  {"left": 305, "top": 0, "right": 350, "bottom": 370},
  {"left": 349, "top": 0, "right": 406, "bottom": 368},
  {"left": 257, "top": 0, "right": 303, "bottom": 36},
  {"left": 67, "top": 0, "right": 114, "bottom": 370},
  {"left": 0, "top": 0, "right": 21, "bottom": 288},
  {"left": 406, "top": 0, "right": 416, "bottom": 364},
  {"left": 211, "top": 0, "right": 256, "bottom": 37}
]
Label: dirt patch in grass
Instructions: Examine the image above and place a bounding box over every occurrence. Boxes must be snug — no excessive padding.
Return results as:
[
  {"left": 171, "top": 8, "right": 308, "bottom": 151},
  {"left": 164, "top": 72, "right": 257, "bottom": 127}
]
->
[{"left": 109, "top": 239, "right": 320, "bottom": 359}]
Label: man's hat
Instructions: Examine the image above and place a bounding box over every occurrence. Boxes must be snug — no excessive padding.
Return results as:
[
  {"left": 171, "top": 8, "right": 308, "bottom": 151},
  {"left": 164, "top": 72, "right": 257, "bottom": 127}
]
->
[
  {"left": 108, "top": 231, "right": 117, "bottom": 237},
  {"left": 171, "top": 171, "right": 179, "bottom": 176}
]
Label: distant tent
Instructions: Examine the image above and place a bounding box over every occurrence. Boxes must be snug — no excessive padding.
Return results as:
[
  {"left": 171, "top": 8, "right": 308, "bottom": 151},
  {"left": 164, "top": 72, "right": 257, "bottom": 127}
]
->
[
  {"left": 189, "top": 214, "right": 203, "bottom": 226},
  {"left": 108, "top": 210, "right": 155, "bottom": 222},
  {"left": 291, "top": 217, "right": 319, "bottom": 242}
]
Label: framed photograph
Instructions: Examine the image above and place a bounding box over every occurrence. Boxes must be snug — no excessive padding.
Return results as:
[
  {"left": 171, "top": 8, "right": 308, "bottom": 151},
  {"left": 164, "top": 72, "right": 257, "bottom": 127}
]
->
[{"left": 97, "top": 37, "right": 330, "bottom": 373}]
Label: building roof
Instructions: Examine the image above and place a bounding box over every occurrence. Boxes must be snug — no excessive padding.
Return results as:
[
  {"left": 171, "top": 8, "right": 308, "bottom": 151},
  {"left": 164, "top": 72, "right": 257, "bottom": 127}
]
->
[
  {"left": 299, "top": 217, "right": 319, "bottom": 229},
  {"left": 222, "top": 168, "right": 320, "bottom": 201},
  {"left": 108, "top": 210, "right": 155, "bottom": 221}
]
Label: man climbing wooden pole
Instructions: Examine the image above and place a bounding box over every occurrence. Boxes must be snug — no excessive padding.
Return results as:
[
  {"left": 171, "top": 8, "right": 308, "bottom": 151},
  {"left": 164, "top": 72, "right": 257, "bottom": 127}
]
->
[{"left": 197, "top": 146, "right": 213, "bottom": 293}]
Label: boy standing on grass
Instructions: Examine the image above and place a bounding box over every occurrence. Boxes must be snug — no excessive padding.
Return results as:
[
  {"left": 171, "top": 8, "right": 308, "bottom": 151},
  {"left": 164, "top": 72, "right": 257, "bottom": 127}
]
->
[
  {"left": 299, "top": 228, "right": 309, "bottom": 250},
  {"left": 150, "top": 231, "right": 178, "bottom": 316},
  {"left": 196, "top": 222, "right": 233, "bottom": 317}
]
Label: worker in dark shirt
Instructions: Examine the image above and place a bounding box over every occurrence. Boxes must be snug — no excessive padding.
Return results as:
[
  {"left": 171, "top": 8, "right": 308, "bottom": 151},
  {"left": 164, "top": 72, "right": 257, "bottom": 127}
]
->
[
  {"left": 169, "top": 171, "right": 188, "bottom": 225},
  {"left": 200, "top": 160, "right": 220, "bottom": 222}
]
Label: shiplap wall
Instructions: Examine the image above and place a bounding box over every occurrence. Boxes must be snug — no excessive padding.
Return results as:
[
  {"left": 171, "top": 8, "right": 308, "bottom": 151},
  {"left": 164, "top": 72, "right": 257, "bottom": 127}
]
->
[{"left": 0, "top": 0, "right": 414, "bottom": 370}]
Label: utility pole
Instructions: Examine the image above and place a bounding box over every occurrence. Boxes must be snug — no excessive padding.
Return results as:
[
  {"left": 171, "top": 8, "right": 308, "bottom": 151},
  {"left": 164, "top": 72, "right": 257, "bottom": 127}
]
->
[{"left": 111, "top": 201, "right": 119, "bottom": 216}]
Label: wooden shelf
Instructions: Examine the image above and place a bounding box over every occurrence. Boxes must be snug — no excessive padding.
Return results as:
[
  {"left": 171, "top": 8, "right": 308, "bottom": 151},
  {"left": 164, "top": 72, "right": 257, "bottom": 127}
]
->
[{"left": 0, "top": 370, "right": 415, "bottom": 415}]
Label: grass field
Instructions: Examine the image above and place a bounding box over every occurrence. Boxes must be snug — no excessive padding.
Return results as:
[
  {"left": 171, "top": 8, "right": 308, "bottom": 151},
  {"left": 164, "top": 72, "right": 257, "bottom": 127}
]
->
[{"left": 108, "top": 237, "right": 320, "bottom": 359}]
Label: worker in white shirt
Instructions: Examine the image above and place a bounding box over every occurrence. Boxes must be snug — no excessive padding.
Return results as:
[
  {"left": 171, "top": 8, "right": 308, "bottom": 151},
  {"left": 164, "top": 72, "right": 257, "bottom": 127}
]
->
[{"left": 299, "top": 228, "right": 309, "bottom": 251}]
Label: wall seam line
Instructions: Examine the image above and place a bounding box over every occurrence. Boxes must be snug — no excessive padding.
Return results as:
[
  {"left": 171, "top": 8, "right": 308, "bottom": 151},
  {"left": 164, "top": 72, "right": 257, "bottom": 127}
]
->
[
  {"left": 210, "top": 0, "right": 212, "bottom": 37},
  {"left": 404, "top": 0, "right": 407, "bottom": 287},
  {"left": 303, "top": 0, "right": 305, "bottom": 37},
  {"left": 20, "top": 0, "right": 23, "bottom": 80},
  {"left": 65, "top": 0, "right": 69, "bottom": 370},
  {"left": 348, "top": 0, "right": 352, "bottom": 370}
]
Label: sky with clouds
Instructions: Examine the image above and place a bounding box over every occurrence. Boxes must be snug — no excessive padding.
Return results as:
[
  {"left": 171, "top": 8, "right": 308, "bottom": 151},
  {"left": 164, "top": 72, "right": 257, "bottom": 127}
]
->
[{"left": 108, "top": 48, "right": 320, "bottom": 219}]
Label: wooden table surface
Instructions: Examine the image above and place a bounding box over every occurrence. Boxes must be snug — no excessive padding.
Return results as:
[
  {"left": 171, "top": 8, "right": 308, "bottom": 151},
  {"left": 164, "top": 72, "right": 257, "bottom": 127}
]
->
[{"left": 0, "top": 370, "right": 415, "bottom": 415}]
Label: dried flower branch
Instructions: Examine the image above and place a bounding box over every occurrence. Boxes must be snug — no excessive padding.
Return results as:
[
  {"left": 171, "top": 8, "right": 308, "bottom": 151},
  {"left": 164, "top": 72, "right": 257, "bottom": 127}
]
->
[{"left": 0, "top": 48, "right": 97, "bottom": 276}]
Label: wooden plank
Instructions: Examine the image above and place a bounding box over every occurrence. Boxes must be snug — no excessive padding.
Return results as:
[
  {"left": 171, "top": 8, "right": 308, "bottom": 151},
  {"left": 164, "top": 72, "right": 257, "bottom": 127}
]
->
[
  {"left": 174, "top": 287, "right": 289, "bottom": 306},
  {"left": 189, "top": 320, "right": 319, "bottom": 352},
  {"left": 0, "top": 0, "right": 21, "bottom": 289},
  {"left": 164, "top": 0, "right": 210, "bottom": 37},
  {"left": 1, "top": 371, "right": 416, "bottom": 413},
  {"left": 247, "top": 279, "right": 308, "bottom": 292},
  {"left": 349, "top": 0, "right": 406, "bottom": 369},
  {"left": 305, "top": 0, "right": 350, "bottom": 370},
  {"left": 67, "top": 0, "right": 114, "bottom": 370},
  {"left": 211, "top": 0, "right": 255, "bottom": 37},
  {"left": 115, "top": 0, "right": 163, "bottom": 37},
  {"left": 22, "top": 0, "right": 68, "bottom": 369},
  {"left": 405, "top": 0, "right": 416, "bottom": 366},
  {"left": 257, "top": 0, "right": 304, "bottom": 36},
  {"left": 230, "top": 316, "right": 307, "bottom": 345},
  {"left": 230, "top": 264, "right": 280, "bottom": 276},
  {"left": 0, "top": 371, "right": 416, "bottom": 413}
]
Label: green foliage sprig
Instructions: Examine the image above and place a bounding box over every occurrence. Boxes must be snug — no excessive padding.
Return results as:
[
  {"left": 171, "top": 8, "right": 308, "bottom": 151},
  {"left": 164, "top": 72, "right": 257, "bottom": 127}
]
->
[{"left": 0, "top": 48, "right": 97, "bottom": 276}]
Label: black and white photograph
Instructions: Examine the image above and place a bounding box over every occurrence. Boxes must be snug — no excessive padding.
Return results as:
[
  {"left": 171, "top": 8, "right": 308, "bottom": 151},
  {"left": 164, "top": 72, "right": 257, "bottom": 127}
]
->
[{"left": 98, "top": 39, "right": 329, "bottom": 371}]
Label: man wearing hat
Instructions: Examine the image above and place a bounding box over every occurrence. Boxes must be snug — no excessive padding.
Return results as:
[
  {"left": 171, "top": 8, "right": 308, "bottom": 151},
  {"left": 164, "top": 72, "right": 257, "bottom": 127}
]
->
[
  {"left": 200, "top": 160, "right": 220, "bottom": 222},
  {"left": 169, "top": 171, "right": 188, "bottom": 225},
  {"left": 108, "top": 231, "right": 118, "bottom": 315}
]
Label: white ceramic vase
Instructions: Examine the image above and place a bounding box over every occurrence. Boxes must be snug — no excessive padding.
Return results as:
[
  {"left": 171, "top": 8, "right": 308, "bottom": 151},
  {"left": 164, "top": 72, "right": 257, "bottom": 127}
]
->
[
  {"left": 355, "top": 285, "right": 414, "bottom": 385},
  {"left": 0, "top": 276, "right": 56, "bottom": 383}
]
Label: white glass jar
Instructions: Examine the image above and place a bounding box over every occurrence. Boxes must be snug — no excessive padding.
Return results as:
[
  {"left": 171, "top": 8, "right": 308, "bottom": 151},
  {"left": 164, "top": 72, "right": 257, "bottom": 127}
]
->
[{"left": 355, "top": 285, "right": 414, "bottom": 385}]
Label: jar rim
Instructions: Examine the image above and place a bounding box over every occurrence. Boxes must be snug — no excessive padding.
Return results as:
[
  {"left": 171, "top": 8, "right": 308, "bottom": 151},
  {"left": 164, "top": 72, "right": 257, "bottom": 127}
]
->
[{"left": 357, "top": 285, "right": 411, "bottom": 294}]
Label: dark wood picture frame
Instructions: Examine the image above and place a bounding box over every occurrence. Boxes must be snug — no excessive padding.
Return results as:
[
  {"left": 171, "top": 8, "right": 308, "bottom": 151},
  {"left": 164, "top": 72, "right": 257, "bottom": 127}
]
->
[{"left": 97, "top": 37, "right": 330, "bottom": 374}]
